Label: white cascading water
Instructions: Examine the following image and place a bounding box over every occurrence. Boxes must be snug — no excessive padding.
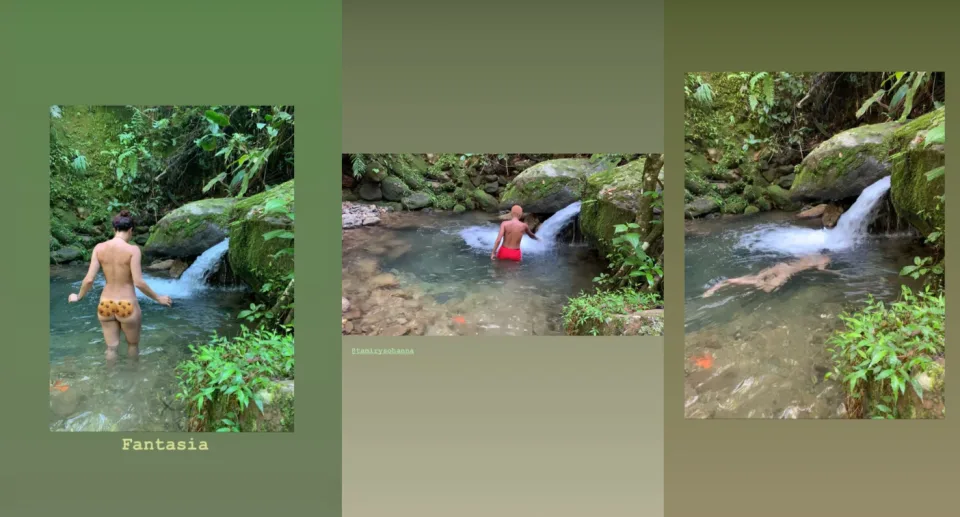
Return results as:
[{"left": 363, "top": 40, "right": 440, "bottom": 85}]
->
[
  {"left": 738, "top": 176, "right": 892, "bottom": 256},
  {"left": 135, "top": 239, "right": 231, "bottom": 298},
  {"left": 460, "top": 201, "right": 582, "bottom": 255}
]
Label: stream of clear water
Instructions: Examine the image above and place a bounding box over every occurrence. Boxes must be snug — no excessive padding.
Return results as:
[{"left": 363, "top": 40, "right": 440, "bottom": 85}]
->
[
  {"left": 49, "top": 241, "right": 248, "bottom": 431},
  {"left": 684, "top": 179, "right": 924, "bottom": 418},
  {"left": 341, "top": 205, "right": 604, "bottom": 336}
]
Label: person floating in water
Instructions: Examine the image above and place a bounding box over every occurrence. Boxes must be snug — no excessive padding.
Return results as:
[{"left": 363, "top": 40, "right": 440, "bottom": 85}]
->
[
  {"left": 702, "top": 254, "right": 832, "bottom": 297},
  {"left": 67, "top": 210, "right": 173, "bottom": 364},
  {"left": 491, "top": 205, "right": 539, "bottom": 262}
]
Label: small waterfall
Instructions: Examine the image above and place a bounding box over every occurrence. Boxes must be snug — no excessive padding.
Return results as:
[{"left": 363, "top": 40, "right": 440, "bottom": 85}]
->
[
  {"left": 460, "top": 201, "right": 582, "bottom": 255},
  {"left": 139, "top": 239, "right": 231, "bottom": 298},
  {"left": 738, "top": 176, "right": 893, "bottom": 256},
  {"left": 830, "top": 176, "right": 892, "bottom": 244}
]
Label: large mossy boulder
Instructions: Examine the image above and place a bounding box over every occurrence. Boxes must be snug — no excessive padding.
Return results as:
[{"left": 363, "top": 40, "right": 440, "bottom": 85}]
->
[
  {"left": 888, "top": 108, "right": 946, "bottom": 237},
  {"left": 143, "top": 198, "right": 236, "bottom": 258},
  {"left": 227, "top": 180, "right": 295, "bottom": 294},
  {"left": 499, "top": 158, "right": 607, "bottom": 213},
  {"left": 579, "top": 158, "right": 646, "bottom": 255},
  {"left": 790, "top": 122, "right": 901, "bottom": 202},
  {"left": 789, "top": 121, "right": 901, "bottom": 202},
  {"left": 50, "top": 245, "right": 84, "bottom": 264}
]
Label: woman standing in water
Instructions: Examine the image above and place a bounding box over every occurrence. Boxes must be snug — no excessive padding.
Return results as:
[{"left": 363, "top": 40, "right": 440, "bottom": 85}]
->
[{"left": 67, "top": 210, "right": 173, "bottom": 363}]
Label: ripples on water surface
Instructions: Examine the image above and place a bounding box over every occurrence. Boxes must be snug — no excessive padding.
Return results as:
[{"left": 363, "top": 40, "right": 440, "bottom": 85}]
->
[
  {"left": 49, "top": 264, "right": 248, "bottom": 431},
  {"left": 684, "top": 211, "right": 923, "bottom": 419},
  {"left": 342, "top": 209, "right": 604, "bottom": 336}
]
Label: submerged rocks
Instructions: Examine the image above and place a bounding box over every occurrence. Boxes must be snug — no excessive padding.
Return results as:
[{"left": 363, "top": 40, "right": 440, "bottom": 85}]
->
[
  {"left": 789, "top": 121, "right": 901, "bottom": 202},
  {"left": 499, "top": 158, "right": 607, "bottom": 213},
  {"left": 143, "top": 198, "right": 236, "bottom": 259},
  {"left": 342, "top": 202, "right": 383, "bottom": 229}
]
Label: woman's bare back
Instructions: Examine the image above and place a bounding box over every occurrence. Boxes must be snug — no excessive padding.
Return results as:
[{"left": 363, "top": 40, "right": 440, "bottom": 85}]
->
[{"left": 96, "top": 239, "right": 138, "bottom": 300}]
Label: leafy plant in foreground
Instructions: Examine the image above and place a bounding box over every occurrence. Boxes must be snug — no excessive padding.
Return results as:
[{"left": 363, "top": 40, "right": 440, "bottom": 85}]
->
[
  {"left": 175, "top": 326, "right": 295, "bottom": 432},
  {"left": 562, "top": 288, "right": 662, "bottom": 336},
  {"left": 825, "top": 285, "right": 944, "bottom": 419}
]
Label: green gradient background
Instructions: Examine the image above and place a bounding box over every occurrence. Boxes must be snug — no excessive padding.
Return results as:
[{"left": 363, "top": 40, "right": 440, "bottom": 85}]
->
[
  {"left": 0, "top": 1, "right": 341, "bottom": 515},
  {"left": 665, "top": 1, "right": 956, "bottom": 517},
  {"left": 342, "top": 2, "right": 665, "bottom": 516}
]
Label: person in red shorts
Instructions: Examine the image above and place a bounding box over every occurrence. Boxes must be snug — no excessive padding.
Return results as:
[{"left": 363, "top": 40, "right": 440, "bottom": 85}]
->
[{"left": 491, "top": 205, "right": 539, "bottom": 262}]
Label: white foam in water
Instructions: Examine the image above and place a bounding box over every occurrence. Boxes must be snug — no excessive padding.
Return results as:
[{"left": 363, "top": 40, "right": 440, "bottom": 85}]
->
[
  {"left": 737, "top": 176, "right": 892, "bottom": 256},
  {"left": 460, "top": 201, "right": 582, "bottom": 255},
  {"left": 89, "top": 238, "right": 231, "bottom": 299}
]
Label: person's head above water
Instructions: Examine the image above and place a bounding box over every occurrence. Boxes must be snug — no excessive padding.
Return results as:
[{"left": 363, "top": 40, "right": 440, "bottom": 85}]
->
[
  {"left": 510, "top": 205, "right": 523, "bottom": 219},
  {"left": 112, "top": 210, "right": 134, "bottom": 238}
]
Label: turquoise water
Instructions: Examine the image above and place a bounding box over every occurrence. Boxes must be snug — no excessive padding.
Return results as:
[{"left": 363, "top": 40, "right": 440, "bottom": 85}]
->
[{"left": 49, "top": 264, "right": 248, "bottom": 431}]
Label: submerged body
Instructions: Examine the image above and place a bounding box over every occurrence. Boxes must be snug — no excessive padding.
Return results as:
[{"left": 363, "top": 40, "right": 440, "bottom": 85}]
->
[
  {"left": 68, "top": 211, "right": 172, "bottom": 364},
  {"left": 703, "top": 254, "right": 832, "bottom": 297},
  {"left": 491, "top": 205, "right": 539, "bottom": 262}
]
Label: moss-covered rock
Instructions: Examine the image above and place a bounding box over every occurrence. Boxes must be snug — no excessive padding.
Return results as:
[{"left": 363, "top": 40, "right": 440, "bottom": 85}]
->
[
  {"left": 401, "top": 191, "right": 432, "bottom": 210},
  {"left": 499, "top": 158, "right": 607, "bottom": 213},
  {"left": 888, "top": 107, "right": 945, "bottom": 237},
  {"left": 453, "top": 204, "right": 467, "bottom": 213},
  {"left": 744, "top": 205, "right": 760, "bottom": 215},
  {"left": 472, "top": 189, "right": 499, "bottom": 212},
  {"left": 766, "top": 184, "right": 798, "bottom": 210},
  {"left": 227, "top": 180, "right": 294, "bottom": 294},
  {"left": 50, "top": 245, "right": 84, "bottom": 264},
  {"left": 790, "top": 121, "right": 901, "bottom": 201},
  {"left": 685, "top": 196, "right": 720, "bottom": 218},
  {"left": 380, "top": 176, "right": 410, "bottom": 202},
  {"left": 722, "top": 195, "right": 748, "bottom": 215},
  {"left": 143, "top": 198, "right": 236, "bottom": 258},
  {"left": 579, "top": 158, "right": 646, "bottom": 255},
  {"left": 358, "top": 182, "right": 383, "bottom": 201}
]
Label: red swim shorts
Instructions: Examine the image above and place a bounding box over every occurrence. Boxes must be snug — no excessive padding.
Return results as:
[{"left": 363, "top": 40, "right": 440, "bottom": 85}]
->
[{"left": 497, "top": 246, "right": 522, "bottom": 261}]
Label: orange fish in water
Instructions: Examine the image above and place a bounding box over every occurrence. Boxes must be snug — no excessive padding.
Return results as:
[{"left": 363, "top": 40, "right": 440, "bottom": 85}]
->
[
  {"left": 452, "top": 316, "right": 466, "bottom": 324},
  {"left": 50, "top": 379, "right": 69, "bottom": 392},
  {"left": 692, "top": 354, "right": 714, "bottom": 369}
]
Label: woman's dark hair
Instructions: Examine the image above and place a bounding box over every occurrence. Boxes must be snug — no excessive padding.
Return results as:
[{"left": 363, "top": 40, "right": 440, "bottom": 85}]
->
[{"left": 113, "top": 210, "right": 134, "bottom": 232}]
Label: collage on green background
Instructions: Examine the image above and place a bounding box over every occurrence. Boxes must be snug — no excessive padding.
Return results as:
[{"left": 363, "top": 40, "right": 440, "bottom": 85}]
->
[{"left": 1, "top": 0, "right": 958, "bottom": 516}]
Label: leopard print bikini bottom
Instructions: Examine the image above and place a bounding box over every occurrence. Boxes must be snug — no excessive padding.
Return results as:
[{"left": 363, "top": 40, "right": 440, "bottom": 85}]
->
[{"left": 97, "top": 299, "right": 136, "bottom": 319}]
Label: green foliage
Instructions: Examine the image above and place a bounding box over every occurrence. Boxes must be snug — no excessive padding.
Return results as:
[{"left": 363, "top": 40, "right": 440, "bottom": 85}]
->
[
  {"left": 562, "top": 288, "right": 662, "bottom": 336},
  {"left": 685, "top": 72, "right": 812, "bottom": 169},
  {"left": 857, "top": 72, "right": 941, "bottom": 122},
  {"left": 175, "top": 326, "right": 294, "bottom": 432},
  {"left": 593, "top": 223, "right": 662, "bottom": 290},
  {"left": 199, "top": 106, "right": 295, "bottom": 198},
  {"left": 825, "top": 285, "right": 944, "bottom": 418}
]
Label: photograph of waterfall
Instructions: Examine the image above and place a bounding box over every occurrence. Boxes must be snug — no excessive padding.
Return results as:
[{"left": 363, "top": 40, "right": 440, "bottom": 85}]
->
[
  {"left": 341, "top": 153, "right": 664, "bottom": 336},
  {"left": 683, "top": 72, "right": 945, "bottom": 419},
  {"left": 49, "top": 105, "right": 295, "bottom": 432}
]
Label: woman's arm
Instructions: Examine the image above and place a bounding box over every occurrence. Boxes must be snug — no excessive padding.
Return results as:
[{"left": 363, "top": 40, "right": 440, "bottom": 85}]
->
[
  {"left": 70, "top": 245, "right": 101, "bottom": 302},
  {"left": 491, "top": 224, "right": 505, "bottom": 259},
  {"left": 131, "top": 246, "right": 172, "bottom": 306}
]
